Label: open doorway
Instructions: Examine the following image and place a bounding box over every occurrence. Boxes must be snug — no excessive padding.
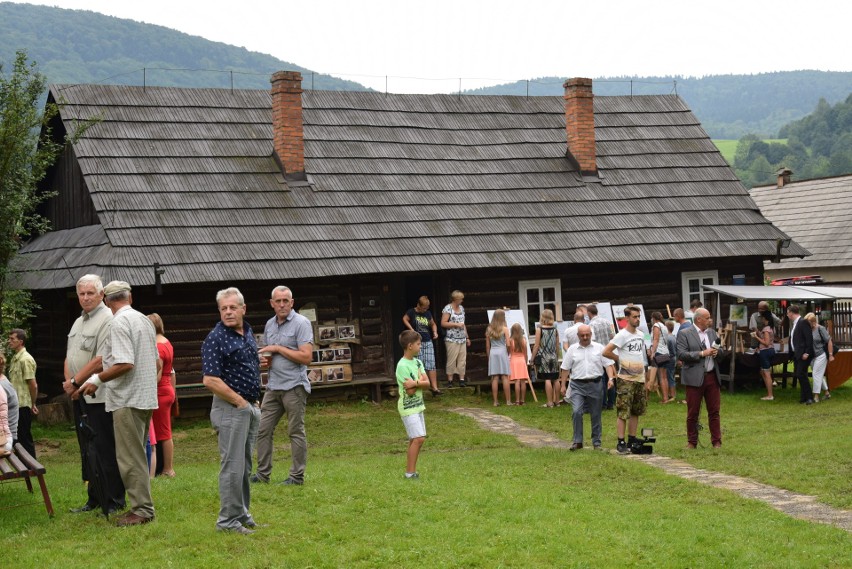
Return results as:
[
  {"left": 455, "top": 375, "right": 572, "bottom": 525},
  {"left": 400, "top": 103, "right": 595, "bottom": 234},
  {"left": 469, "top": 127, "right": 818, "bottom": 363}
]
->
[{"left": 391, "top": 274, "right": 439, "bottom": 368}]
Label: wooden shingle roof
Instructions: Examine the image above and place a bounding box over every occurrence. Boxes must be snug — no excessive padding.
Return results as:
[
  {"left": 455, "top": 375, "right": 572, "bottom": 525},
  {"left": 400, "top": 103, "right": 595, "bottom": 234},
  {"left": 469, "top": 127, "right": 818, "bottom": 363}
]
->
[
  {"left": 13, "top": 83, "right": 806, "bottom": 289},
  {"left": 751, "top": 174, "right": 852, "bottom": 271}
]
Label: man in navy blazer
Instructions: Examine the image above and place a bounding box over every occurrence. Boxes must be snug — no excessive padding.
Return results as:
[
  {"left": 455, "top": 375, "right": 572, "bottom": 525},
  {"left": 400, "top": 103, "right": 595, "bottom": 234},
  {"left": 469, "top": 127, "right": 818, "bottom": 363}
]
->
[
  {"left": 676, "top": 308, "right": 725, "bottom": 448},
  {"left": 787, "top": 304, "right": 815, "bottom": 404}
]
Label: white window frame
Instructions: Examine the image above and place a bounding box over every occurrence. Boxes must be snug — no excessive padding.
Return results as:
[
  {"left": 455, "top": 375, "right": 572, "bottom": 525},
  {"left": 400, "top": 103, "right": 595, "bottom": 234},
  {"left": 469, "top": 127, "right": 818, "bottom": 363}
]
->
[
  {"left": 518, "top": 279, "right": 562, "bottom": 341},
  {"left": 681, "top": 270, "right": 719, "bottom": 317}
]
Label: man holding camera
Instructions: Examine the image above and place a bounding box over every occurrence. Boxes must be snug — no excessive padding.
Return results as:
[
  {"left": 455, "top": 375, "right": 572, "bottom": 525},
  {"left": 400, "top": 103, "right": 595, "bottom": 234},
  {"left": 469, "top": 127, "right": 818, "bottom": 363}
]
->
[{"left": 676, "top": 308, "right": 724, "bottom": 448}]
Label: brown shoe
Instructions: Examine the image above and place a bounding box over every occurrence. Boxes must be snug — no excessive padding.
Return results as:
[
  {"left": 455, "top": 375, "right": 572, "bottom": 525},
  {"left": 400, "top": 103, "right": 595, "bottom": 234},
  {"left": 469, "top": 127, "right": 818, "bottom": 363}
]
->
[
  {"left": 569, "top": 443, "right": 583, "bottom": 451},
  {"left": 686, "top": 443, "right": 697, "bottom": 449},
  {"left": 115, "top": 512, "right": 154, "bottom": 527}
]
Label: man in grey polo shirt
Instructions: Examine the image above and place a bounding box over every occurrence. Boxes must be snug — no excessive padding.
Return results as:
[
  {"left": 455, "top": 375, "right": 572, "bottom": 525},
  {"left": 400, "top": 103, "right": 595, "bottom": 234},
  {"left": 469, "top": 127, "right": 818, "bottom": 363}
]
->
[
  {"left": 251, "top": 286, "right": 313, "bottom": 485},
  {"left": 78, "top": 280, "right": 158, "bottom": 526}
]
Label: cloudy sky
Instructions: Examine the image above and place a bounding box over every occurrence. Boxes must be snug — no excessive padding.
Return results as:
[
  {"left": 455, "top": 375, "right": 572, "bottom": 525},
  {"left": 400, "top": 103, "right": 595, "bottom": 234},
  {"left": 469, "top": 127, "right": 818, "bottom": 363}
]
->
[{"left": 16, "top": 0, "right": 852, "bottom": 93}]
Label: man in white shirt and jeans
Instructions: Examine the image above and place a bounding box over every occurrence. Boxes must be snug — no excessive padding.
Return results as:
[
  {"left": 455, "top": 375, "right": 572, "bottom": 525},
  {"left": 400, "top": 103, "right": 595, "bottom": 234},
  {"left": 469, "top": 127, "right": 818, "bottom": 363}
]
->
[{"left": 560, "top": 325, "right": 615, "bottom": 451}]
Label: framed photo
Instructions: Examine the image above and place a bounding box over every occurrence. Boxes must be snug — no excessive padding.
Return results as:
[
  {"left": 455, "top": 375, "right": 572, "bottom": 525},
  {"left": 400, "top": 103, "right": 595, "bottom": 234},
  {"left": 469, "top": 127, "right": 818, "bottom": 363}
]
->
[
  {"left": 334, "top": 347, "right": 351, "bottom": 361},
  {"left": 319, "top": 349, "right": 335, "bottom": 362},
  {"left": 338, "top": 325, "right": 356, "bottom": 340},
  {"left": 307, "top": 368, "right": 323, "bottom": 383},
  {"left": 319, "top": 326, "right": 337, "bottom": 341},
  {"left": 325, "top": 366, "right": 345, "bottom": 382}
]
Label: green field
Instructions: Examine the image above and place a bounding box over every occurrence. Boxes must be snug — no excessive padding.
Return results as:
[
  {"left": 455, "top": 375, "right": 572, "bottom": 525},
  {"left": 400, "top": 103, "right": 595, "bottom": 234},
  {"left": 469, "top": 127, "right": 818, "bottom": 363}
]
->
[
  {"left": 2, "top": 385, "right": 851, "bottom": 568},
  {"left": 713, "top": 138, "right": 789, "bottom": 164}
]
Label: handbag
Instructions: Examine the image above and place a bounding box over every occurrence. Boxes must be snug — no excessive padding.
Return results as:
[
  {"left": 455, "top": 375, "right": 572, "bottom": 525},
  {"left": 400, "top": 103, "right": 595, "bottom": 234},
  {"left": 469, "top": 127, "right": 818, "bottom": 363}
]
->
[
  {"left": 654, "top": 353, "right": 671, "bottom": 365},
  {"left": 534, "top": 352, "right": 542, "bottom": 367}
]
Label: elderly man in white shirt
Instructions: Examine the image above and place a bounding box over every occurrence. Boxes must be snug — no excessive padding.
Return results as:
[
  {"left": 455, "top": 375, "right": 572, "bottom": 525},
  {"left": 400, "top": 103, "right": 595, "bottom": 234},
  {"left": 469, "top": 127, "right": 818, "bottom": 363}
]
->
[{"left": 560, "top": 325, "right": 615, "bottom": 451}]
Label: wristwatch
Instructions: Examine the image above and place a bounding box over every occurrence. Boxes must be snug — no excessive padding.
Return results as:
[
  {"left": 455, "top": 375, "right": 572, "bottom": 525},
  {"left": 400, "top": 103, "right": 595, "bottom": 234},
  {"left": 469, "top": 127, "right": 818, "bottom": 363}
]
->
[{"left": 70, "top": 377, "right": 78, "bottom": 388}]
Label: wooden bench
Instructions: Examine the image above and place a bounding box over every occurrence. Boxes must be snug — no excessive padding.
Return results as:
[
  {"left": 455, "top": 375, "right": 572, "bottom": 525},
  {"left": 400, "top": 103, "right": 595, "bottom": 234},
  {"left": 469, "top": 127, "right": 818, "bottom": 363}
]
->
[{"left": 0, "top": 443, "right": 55, "bottom": 517}]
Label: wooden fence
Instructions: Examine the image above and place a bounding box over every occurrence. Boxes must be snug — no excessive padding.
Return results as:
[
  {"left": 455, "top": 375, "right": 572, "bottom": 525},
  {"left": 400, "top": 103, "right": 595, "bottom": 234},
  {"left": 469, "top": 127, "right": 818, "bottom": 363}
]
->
[{"left": 826, "top": 301, "right": 852, "bottom": 347}]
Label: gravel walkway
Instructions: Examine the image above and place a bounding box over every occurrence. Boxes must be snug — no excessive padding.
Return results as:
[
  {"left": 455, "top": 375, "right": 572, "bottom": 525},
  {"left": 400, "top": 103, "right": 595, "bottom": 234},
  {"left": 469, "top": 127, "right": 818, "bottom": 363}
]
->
[{"left": 449, "top": 406, "right": 852, "bottom": 533}]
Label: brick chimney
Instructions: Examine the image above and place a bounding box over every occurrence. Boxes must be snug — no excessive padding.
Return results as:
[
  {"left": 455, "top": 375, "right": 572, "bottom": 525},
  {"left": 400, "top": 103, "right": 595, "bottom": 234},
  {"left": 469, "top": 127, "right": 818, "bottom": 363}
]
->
[
  {"left": 271, "top": 71, "right": 305, "bottom": 179},
  {"left": 563, "top": 78, "right": 597, "bottom": 175},
  {"left": 776, "top": 167, "right": 793, "bottom": 189}
]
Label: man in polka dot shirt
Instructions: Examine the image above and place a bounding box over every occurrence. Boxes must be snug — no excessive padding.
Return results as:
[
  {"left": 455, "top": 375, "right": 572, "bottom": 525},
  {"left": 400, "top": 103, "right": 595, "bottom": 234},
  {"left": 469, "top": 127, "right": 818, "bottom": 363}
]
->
[{"left": 202, "top": 287, "right": 262, "bottom": 535}]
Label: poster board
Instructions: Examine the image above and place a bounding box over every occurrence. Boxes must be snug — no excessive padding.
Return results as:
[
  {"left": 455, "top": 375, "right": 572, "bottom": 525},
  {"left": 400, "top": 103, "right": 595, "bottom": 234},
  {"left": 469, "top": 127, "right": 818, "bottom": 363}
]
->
[
  {"left": 487, "top": 309, "right": 532, "bottom": 358},
  {"left": 612, "top": 304, "right": 651, "bottom": 347}
]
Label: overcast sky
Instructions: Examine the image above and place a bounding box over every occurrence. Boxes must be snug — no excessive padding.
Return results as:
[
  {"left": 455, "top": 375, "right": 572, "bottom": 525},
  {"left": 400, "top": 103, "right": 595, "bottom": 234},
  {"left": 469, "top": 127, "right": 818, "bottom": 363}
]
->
[{"left": 16, "top": 0, "right": 852, "bottom": 93}]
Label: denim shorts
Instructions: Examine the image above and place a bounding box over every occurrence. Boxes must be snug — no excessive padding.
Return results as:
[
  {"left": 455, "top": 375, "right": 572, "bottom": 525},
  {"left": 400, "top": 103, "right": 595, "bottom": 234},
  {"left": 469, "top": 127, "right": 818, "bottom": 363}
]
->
[{"left": 758, "top": 348, "right": 775, "bottom": 371}]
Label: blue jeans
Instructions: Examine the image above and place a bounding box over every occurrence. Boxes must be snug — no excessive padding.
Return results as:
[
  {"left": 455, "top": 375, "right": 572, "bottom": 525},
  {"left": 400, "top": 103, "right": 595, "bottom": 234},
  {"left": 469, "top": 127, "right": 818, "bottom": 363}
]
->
[{"left": 211, "top": 396, "right": 260, "bottom": 530}]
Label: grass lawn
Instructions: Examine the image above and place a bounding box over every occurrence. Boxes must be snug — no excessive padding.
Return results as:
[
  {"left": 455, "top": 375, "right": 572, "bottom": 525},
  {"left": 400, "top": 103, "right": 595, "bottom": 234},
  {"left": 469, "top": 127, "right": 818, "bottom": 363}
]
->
[
  {"left": 713, "top": 139, "right": 789, "bottom": 164},
  {"left": 2, "top": 381, "right": 850, "bottom": 568}
]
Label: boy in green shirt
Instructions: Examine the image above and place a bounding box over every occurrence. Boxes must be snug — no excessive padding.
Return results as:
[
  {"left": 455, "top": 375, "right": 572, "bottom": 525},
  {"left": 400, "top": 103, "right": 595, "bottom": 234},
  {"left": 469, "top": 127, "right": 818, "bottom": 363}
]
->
[{"left": 396, "top": 330, "right": 428, "bottom": 479}]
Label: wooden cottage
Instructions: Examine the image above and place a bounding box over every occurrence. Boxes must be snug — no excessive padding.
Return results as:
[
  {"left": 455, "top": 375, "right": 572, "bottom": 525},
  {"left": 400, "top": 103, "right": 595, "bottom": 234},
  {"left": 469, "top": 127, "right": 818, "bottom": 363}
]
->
[
  {"left": 14, "top": 73, "right": 807, "bottom": 399},
  {"left": 751, "top": 171, "right": 852, "bottom": 284}
]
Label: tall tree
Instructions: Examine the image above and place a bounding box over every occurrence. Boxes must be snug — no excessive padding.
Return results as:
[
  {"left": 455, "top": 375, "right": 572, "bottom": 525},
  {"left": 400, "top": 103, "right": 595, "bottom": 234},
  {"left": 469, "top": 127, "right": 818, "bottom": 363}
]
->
[{"left": 0, "top": 50, "right": 63, "bottom": 330}]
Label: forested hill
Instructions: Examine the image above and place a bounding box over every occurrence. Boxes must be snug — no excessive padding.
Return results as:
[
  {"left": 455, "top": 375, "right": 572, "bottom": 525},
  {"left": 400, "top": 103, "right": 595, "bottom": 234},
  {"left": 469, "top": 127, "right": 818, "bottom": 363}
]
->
[
  {"left": 467, "top": 72, "right": 852, "bottom": 139},
  {"left": 0, "top": 2, "right": 368, "bottom": 91},
  {"left": 2, "top": 2, "right": 851, "bottom": 139}
]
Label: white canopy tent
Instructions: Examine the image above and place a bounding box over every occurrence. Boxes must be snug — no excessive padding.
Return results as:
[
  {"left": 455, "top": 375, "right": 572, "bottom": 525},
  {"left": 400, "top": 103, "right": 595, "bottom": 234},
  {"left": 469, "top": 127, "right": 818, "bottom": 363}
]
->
[{"left": 700, "top": 284, "right": 840, "bottom": 301}]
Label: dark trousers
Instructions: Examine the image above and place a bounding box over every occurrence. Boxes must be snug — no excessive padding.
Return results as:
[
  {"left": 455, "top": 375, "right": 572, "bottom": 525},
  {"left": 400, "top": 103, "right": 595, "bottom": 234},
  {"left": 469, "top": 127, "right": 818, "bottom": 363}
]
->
[
  {"left": 75, "top": 401, "right": 126, "bottom": 510},
  {"left": 685, "top": 370, "right": 722, "bottom": 447},
  {"left": 794, "top": 356, "right": 812, "bottom": 402},
  {"left": 599, "top": 374, "right": 615, "bottom": 410},
  {"left": 17, "top": 406, "right": 36, "bottom": 458}
]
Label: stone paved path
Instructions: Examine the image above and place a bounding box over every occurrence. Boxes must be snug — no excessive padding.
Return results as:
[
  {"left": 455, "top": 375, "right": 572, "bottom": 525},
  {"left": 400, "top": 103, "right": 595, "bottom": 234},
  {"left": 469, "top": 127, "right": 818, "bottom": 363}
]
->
[{"left": 449, "top": 407, "right": 852, "bottom": 533}]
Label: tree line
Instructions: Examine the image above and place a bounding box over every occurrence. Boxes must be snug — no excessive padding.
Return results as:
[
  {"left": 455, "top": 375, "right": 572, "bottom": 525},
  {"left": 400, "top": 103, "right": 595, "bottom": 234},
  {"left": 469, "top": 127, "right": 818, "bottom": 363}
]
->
[{"left": 733, "top": 94, "right": 852, "bottom": 188}]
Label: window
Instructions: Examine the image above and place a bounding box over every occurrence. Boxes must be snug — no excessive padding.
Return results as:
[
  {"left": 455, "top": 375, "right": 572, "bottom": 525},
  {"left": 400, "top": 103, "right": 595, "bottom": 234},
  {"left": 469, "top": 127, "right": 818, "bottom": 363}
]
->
[
  {"left": 681, "top": 270, "right": 718, "bottom": 315},
  {"left": 518, "top": 280, "right": 562, "bottom": 339}
]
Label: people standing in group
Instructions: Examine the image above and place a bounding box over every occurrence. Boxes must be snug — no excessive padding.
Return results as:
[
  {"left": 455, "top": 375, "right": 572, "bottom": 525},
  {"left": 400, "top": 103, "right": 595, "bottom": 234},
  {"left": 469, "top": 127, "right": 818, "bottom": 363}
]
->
[
  {"left": 63, "top": 274, "right": 126, "bottom": 515},
  {"left": 508, "top": 323, "right": 530, "bottom": 405},
  {"left": 602, "top": 306, "right": 648, "bottom": 455},
  {"left": 441, "top": 291, "right": 471, "bottom": 388},
  {"left": 0, "top": 354, "right": 14, "bottom": 457},
  {"left": 201, "top": 287, "right": 262, "bottom": 535},
  {"left": 1, "top": 355, "right": 18, "bottom": 447},
  {"left": 77, "top": 280, "right": 158, "bottom": 526},
  {"left": 147, "top": 313, "right": 177, "bottom": 477},
  {"left": 560, "top": 324, "right": 615, "bottom": 451},
  {"left": 676, "top": 308, "right": 724, "bottom": 449},
  {"left": 805, "top": 313, "right": 834, "bottom": 403},
  {"left": 486, "top": 309, "right": 511, "bottom": 406},
  {"left": 395, "top": 330, "right": 429, "bottom": 479},
  {"left": 647, "top": 312, "right": 672, "bottom": 404},
  {"left": 7, "top": 329, "right": 38, "bottom": 458},
  {"left": 403, "top": 296, "right": 441, "bottom": 396},
  {"left": 588, "top": 304, "right": 616, "bottom": 411},
  {"left": 252, "top": 285, "right": 313, "bottom": 486},
  {"left": 788, "top": 304, "right": 815, "bottom": 404},
  {"left": 754, "top": 311, "right": 777, "bottom": 401},
  {"left": 531, "top": 309, "right": 560, "bottom": 408}
]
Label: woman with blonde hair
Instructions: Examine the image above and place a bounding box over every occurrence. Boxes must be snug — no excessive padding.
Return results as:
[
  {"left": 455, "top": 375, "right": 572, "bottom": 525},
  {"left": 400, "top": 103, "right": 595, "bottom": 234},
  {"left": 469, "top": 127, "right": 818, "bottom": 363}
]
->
[
  {"left": 486, "top": 309, "right": 511, "bottom": 406},
  {"left": 531, "top": 309, "right": 560, "bottom": 407},
  {"left": 805, "top": 313, "right": 835, "bottom": 402},
  {"left": 441, "top": 291, "right": 471, "bottom": 388}
]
